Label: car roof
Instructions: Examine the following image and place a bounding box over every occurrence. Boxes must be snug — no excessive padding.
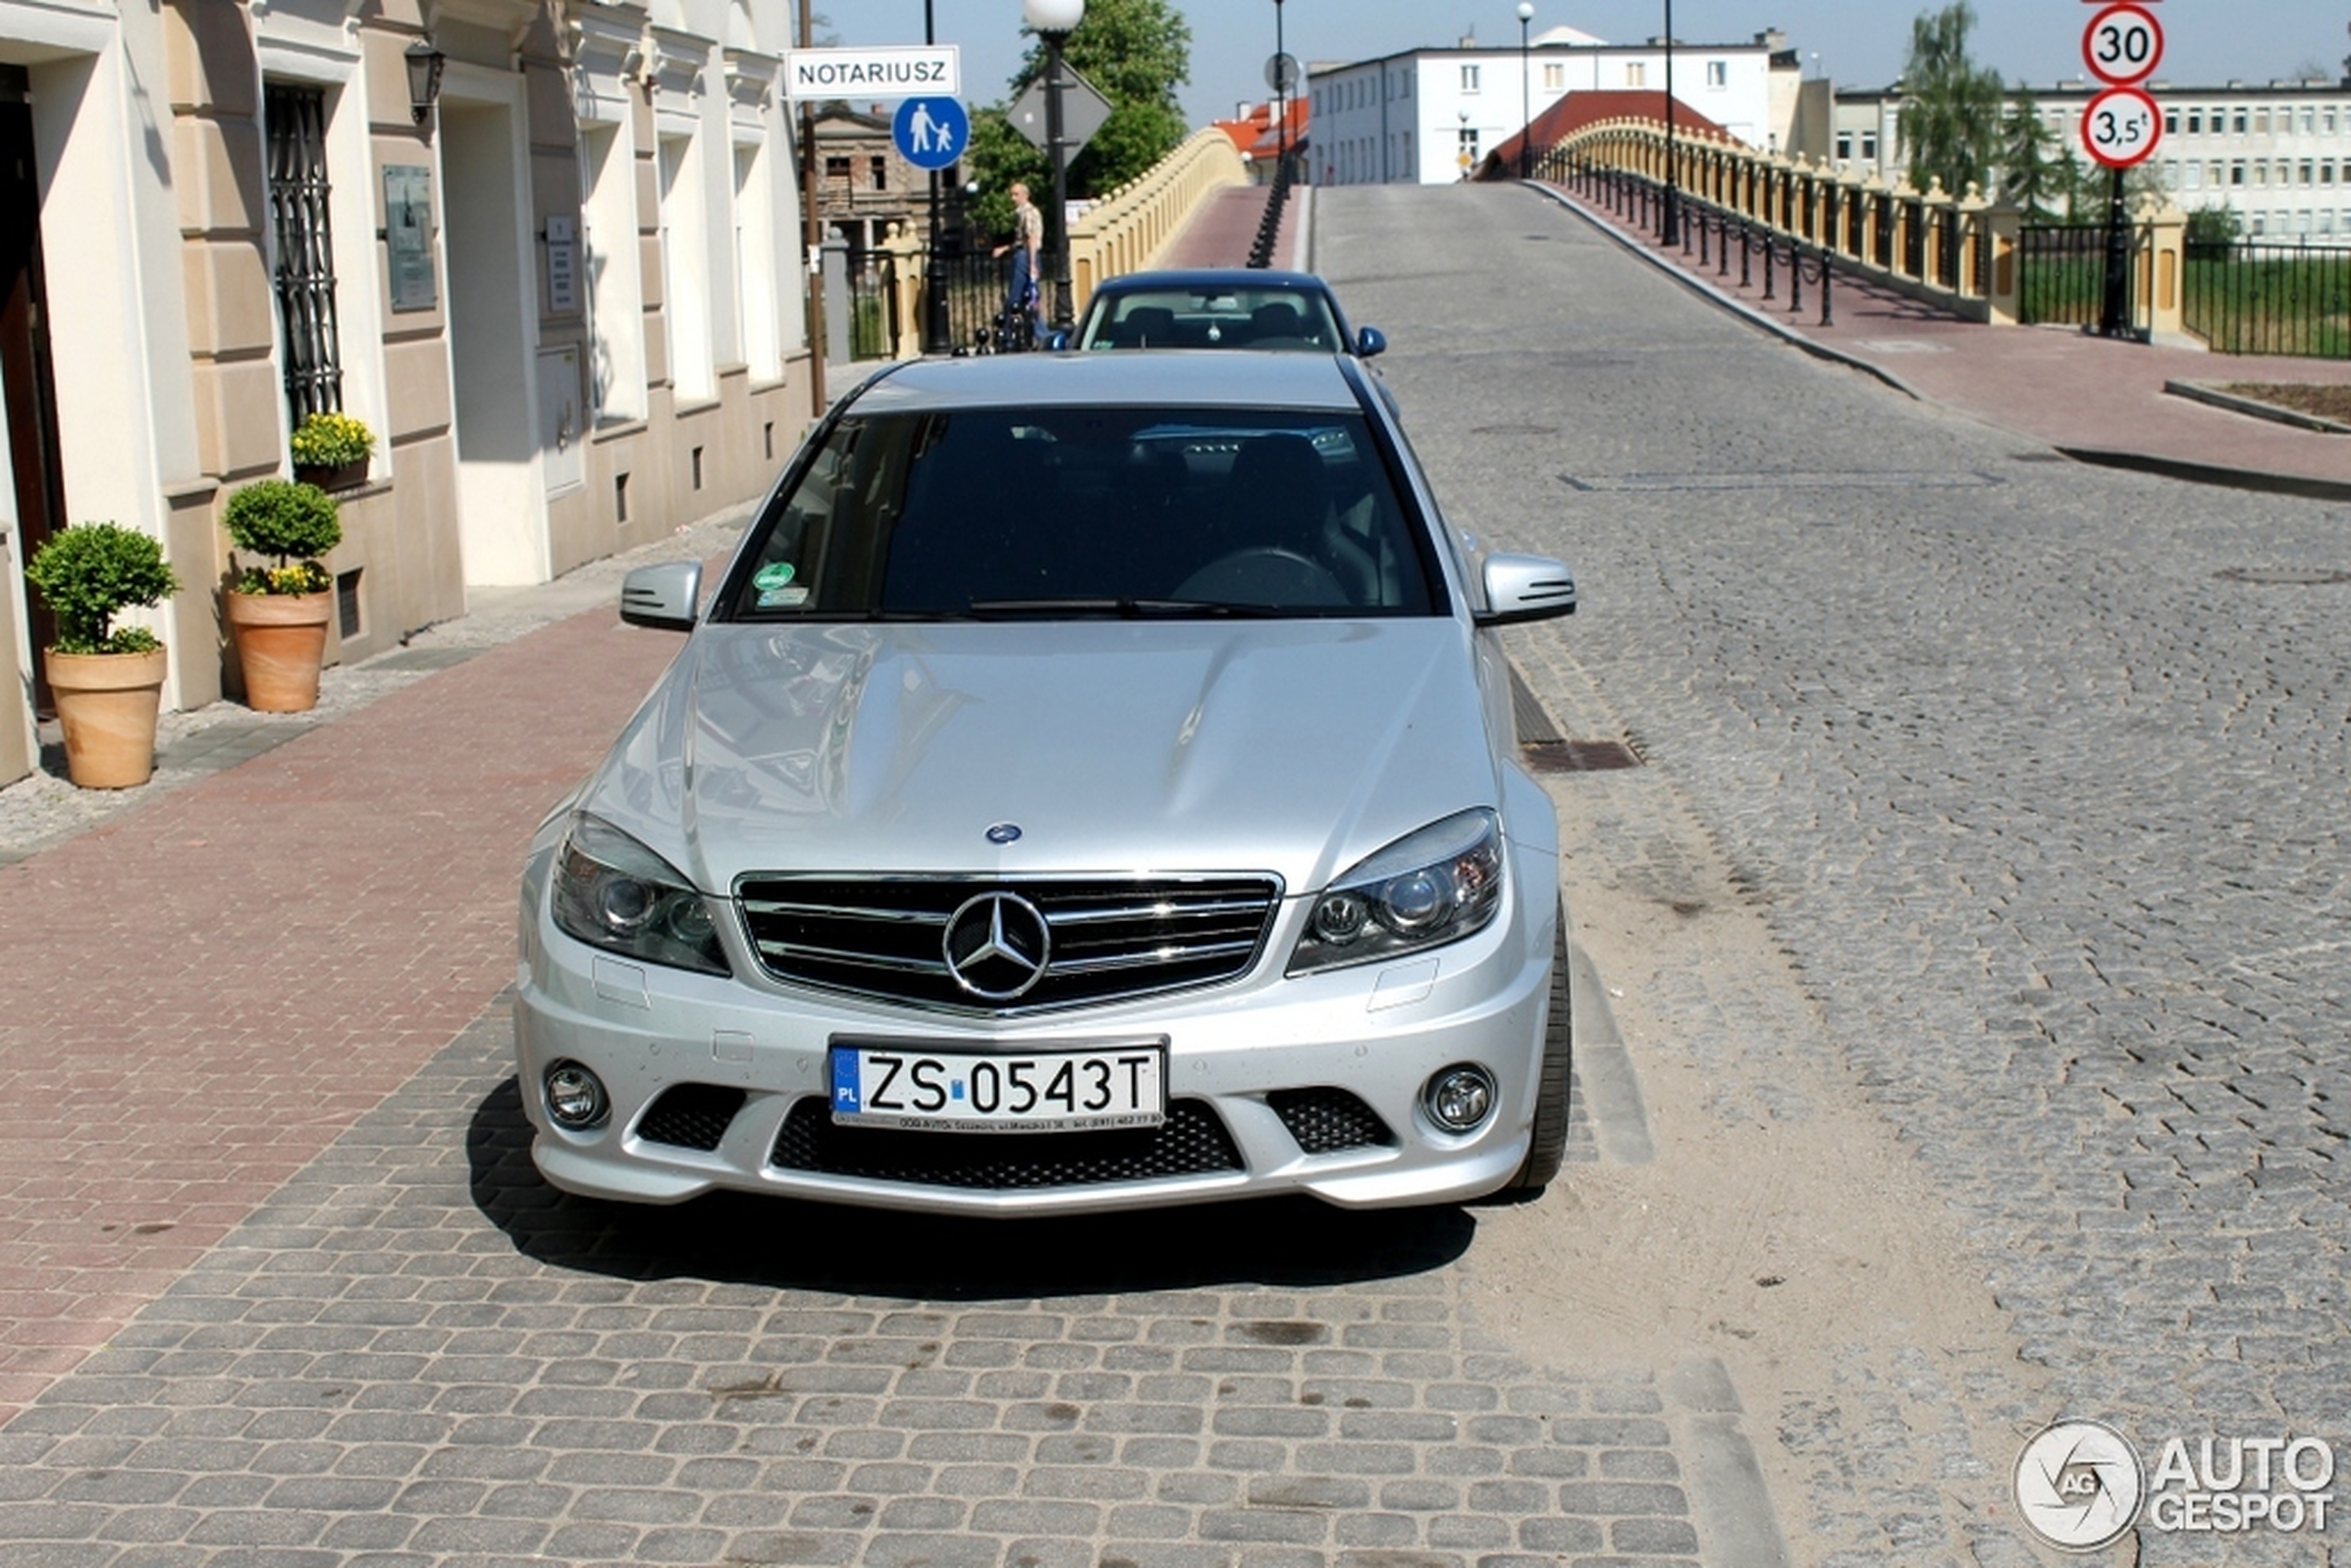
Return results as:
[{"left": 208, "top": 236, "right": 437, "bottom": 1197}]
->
[
  {"left": 1090, "top": 268, "right": 1335, "bottom": 296},
  {"left": 846, "top": 350, "right": 1367, "bottom": 414}
]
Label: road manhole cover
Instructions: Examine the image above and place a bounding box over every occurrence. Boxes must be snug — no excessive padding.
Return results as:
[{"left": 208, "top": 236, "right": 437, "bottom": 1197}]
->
[
  {"left": 2215, "top": 566, "right": 2351, "bottom": 586},
  {"left": 1521, "top": 739, "right": 1644, "bottom": 773}
]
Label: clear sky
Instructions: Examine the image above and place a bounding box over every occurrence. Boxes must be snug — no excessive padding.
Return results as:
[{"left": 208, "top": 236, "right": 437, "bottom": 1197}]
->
[{"left": 828, "top": 3, "right": 2350, "bottom": 129}]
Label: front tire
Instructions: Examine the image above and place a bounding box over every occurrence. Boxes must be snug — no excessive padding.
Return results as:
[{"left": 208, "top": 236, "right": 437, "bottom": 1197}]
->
[{"left": 1506, "top": 910, "right": 1573, "bottom": 1192}]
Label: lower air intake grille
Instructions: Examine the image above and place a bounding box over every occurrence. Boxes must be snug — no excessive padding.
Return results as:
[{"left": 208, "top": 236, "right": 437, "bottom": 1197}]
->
[
  {"left": 769, "top": 1098, "right": 1242, "bottom": 1188},
  {"left": 636, "top": 1085, "right": 747, "bottom": 1151},
  {"left": 1268, "top": 1088, "right": 1394, "bottom": 1152}
]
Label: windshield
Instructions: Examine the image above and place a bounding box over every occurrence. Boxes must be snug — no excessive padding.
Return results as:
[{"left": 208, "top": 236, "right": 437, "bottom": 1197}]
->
[
  {"left": 1076, "top": 287, "right": 1347, "bottom": 352},
  {"left": 724, "top": 405, "right": 1440, "bottom": 620}
]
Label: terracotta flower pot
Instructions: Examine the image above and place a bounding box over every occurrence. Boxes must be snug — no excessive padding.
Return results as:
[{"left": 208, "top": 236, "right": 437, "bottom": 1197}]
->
[
  {"left": 44, "top": 645, "right": 169, "bottom": 790},
  {"left": 225, "top": 589, "right": 333, "bottom": 712}
]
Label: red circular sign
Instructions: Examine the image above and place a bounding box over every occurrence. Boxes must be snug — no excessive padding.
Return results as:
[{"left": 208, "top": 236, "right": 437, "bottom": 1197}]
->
[
  {"left": 2082, "top": 85, "right": 2163, "bottom": 168},
  {"left": 2083, "top": 4, "right": 2163, "bottom": 88}
]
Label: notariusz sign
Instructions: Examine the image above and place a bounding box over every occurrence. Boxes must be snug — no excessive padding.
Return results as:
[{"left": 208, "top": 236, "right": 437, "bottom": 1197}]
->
[{"left": 785, "top": 46, "right": 960, "bottom": 102}]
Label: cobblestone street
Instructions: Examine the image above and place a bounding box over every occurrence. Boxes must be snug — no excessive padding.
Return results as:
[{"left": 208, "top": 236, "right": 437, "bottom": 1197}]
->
[{"left": 1328, "top": 181, "right": 2350, "bottom": 1564}]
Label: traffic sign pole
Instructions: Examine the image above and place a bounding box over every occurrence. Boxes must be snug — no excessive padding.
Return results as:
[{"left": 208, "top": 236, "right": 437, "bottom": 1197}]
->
[{"left": 2080, "top": 6, "right": 2166, "bottom": 340}]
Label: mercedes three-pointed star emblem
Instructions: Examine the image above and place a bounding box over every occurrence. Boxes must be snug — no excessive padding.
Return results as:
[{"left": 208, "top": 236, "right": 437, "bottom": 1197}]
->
[{"left": 942, "top": 892, "right": 1052, "bottom": 1001}]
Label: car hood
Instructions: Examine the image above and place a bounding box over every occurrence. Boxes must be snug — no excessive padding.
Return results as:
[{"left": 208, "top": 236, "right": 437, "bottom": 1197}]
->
[{"left": 576, "top": 619, "right": 1500, "bottom": 894}]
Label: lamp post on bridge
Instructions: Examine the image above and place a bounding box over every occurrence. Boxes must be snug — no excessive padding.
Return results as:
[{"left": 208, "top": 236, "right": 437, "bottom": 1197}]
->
[
  {"left": 1023, "top": 0, "right": 1083, "bottom": 336},
  {"left": 1517, "top": 3, "right": 1534, "bottom": 179},
  {"left": 1661, "top": 0, "right": 1680, "bottom": 245}
]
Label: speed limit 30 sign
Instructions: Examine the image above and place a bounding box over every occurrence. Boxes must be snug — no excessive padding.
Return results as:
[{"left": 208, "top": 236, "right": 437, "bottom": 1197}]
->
[{"left": 2084, "top": 4, "right": 2162, "bottom": 87}]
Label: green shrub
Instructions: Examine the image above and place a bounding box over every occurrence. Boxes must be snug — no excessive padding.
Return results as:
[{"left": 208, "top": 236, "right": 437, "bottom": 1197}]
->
[
  {"left": 224, "top": 479, "right": 342, "bottom": 595},
  {"left": 23, "top": 521, "right": 182, "bottom": 655},
  {"left": 289, "top": 409, "right": 376, "bottom": 467}
]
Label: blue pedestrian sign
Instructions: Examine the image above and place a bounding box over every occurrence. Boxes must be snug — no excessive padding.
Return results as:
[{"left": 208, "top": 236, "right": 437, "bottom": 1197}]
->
[{"left": 894, "top": 96, "right": 967, "bottom": 171}]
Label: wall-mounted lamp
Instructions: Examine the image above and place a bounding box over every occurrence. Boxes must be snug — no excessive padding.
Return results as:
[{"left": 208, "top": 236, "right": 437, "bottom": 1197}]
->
[{"left": 404, "top": 36, "right": 447, "bottom": 124}]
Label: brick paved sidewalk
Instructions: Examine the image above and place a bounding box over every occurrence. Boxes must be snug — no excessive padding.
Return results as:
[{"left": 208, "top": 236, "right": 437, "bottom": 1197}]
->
[
  {"left": 1155, "top": 183, "right": 1308, "bottom": 270},
  {"left": 1529, "top": 176, "right": 2351, "bottom": 498},
  {"left": 0, "top": 563, "right": 706, "bottom": 1426}
]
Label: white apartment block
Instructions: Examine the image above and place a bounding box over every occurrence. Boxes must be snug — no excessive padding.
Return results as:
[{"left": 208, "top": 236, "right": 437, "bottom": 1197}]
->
[
  {"left": 1833, "top": 81, "right": 2351, "bottom": 239},
  {"left": 1309, "top": 25, "right": 1793, "bottom": 187}
]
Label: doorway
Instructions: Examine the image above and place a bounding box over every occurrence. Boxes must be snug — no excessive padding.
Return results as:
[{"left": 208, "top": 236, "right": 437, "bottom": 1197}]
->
[
  {"left": 2, "top": 64, "right": 68, "bottom": 714},
  {"left": 438, "top": 91, "right": 543, "bottom": 586}
]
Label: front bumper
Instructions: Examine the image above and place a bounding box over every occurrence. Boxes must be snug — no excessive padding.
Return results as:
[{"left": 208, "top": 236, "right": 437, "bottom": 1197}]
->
[{"left": 513, "top": 867, "right": 1559, "bottom": 1217}]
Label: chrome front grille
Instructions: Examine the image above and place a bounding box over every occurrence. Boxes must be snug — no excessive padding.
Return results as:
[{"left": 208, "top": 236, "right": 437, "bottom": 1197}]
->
[{"left": 734, "top": 875, "right": 1282, "bottom": 1014}]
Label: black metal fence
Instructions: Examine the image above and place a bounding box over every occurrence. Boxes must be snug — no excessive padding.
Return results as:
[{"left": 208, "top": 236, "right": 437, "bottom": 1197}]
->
[
  {"left": 1545, "top": 154, "right": 1834, "bottom": 330},
  {"left": 2016, "top": 223, "right": 2142, "bottom": 333},
  {"left": 2183, "top": 237, "right": 2351, "bottom": 358},
  {"left": 840, "top": 248, "right": 1026, "bottom": 359}
]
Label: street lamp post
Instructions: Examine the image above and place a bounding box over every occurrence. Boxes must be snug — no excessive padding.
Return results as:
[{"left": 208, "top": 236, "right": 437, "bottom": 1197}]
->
[
  {"left": 922, "top": 0, "right": 950, "bottom": 352},
  {"left": 1516, "top": 3, "right": 1534, "bottom": 179},
  {"left": 1274, "top": 0, "right": 1287, "bottom": 177},
  {"left": 1661, "top": 0, "right": 1679, "bottom": 244},
  {"left": 1023, "top": 0, "right": 1083, "bottom": 336}
]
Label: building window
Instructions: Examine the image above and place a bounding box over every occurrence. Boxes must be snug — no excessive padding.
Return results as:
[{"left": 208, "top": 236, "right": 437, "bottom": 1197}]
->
[
  {"left": 1706, "top": 60, "right": 1727, "bottom": 88},
  {"left": 870, "top": 156, "right": 887, "bottom": 192},
  {"left": 264, "top": 83, "right": 342, "bottom": 422},
  {"left": 1625, "top": 62, "right": 1646, "bottom": 88},
  {"left": 1836, "top": 131, "right": 1853, "bottom": 159},
  {"left": 2303, "top": 160, "right": 2317, "bottom": 185},
  {"left": 1461, "top": 64, "right": 1480, "bottom": 92},
  {"left": 2303, "top": 108, "right": 2317, "bottom": 134},
  {"left": 825, "top": 156, "right": 850, "bottom": 180},
  {"left": 2165, "top": 109, "right": 2178, "bottom": 134},
  {"left": 2187, "top": 108, "right": 2201, "bottom": 134},
  {"left": 1861, "top": 132, "right": 1878, "bottom": 160},
  {"left": 1543, "top": 62, "right": 1563, "bottom": 91},
  {"left": 2183, "top": 161, "right": 2202, "bottom": 189},
  {"left": 2234, "top": 109, "right": 2248, "bottom": 134}
]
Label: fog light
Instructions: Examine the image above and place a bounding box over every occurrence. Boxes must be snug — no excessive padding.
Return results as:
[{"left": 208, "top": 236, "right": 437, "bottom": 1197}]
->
[
  {"left": 544, "top": 1061, "right": 609, "bottom": 1129},
  {"left": 1423, "top": 1065, "right": 1497, "bottom": 1133}
]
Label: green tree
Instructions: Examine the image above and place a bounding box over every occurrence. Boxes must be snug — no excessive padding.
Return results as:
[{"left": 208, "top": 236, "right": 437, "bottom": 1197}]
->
[
  {"left": 1998, "top": 89, "right": 2063, "bottom": 220},
  {"left": 964, "top": 0, "right": 1191, "bottom": 239},
  {"left": 1898, "top": 2, "right": 2006, "bottom": 198},
  {"left": 2185, "top": 205, "right": 2244, "bottom": 244}
]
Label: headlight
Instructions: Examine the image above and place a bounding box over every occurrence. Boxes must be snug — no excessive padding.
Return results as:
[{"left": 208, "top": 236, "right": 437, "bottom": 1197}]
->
[
  {"left": 550, "top": 813, "right": 731, "bottom": 977},
  {"left": 1287, "top": 808, "right": 1504, "bottom": 975}
]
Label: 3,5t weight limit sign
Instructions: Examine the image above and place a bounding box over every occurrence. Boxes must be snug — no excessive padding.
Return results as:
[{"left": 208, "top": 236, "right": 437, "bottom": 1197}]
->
[
  {"left": 2083, "top": 86, "right": 2162, "bottom": 168},
  {"left": 2084, "top": 4, "right": 2163, "bottom": 87}
]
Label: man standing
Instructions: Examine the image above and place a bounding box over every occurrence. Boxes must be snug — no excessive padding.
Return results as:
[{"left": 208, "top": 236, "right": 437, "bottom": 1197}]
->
[{"left": 991, "top": 180, "right": 1043, "bottom": 333}]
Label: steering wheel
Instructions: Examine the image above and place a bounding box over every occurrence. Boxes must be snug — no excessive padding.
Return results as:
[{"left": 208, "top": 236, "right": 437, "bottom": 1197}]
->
[{"left": 1174, "top": 548, "right": 1350, "bottom": 608}]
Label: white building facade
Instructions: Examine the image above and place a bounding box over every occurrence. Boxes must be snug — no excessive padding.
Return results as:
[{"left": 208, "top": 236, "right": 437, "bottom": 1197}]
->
[
  {"left": 1834, "top": 81, "right": 2351, "bottom": 237},
  {"left": 1309, "top": 26, "right": 1790, "bottom": 186},
  {"left": 0, "top": 0, "right": 813, "bottom": 790}
]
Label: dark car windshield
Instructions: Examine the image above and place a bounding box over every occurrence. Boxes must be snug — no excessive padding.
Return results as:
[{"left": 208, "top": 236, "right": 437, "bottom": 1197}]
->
[
  {"left": 1075, "top": 287, "right": 1346, "bottom": 352},
  {"left": 724, "top": 405, "right": 1440, "bottom": 620}
]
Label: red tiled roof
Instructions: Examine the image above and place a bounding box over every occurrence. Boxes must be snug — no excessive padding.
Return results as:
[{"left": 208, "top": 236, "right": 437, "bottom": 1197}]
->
[
  {"left": 1212, "top": 95, "right": 1311, "bottom": 164},
  {"left": 1481, "top": 90, "right": 1741, "bottom": 178}
]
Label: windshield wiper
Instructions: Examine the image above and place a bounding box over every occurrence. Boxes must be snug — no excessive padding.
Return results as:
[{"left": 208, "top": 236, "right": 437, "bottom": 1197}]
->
[{"left": 964, "top": 597, "right": 1292, "bottom": 619}]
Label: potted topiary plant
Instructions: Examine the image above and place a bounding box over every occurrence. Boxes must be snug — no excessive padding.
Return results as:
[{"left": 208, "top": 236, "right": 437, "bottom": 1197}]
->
[
  {"left": 222, "top": 478, "right": 342, "bottom": 713},
  {"left": 22, "top": 521, "right": 183, "bottom": 789},
  {"left": 289, "top": 409, "right": 376, "bottom": 492}
]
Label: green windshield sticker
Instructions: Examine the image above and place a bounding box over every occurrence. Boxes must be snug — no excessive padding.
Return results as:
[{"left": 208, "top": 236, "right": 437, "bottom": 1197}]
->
[{"left": 753, "top": 562, "right": 797, "bottom": 591}]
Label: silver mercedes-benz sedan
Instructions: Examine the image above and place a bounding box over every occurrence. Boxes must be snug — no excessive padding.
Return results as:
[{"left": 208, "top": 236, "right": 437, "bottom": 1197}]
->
[{"left": 514, "top": 349, "right": 1579, "bottom": 1216}]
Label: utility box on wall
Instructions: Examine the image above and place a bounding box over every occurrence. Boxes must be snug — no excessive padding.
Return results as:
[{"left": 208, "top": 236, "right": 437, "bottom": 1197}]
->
[{"left": 538, "top": 345, "right": 584, "bottom": 495}]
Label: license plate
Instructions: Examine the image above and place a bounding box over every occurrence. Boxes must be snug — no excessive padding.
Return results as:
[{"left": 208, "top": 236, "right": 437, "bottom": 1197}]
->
[{"left": 828, "top": 1040, "right": 1167, "bottom": 1132}]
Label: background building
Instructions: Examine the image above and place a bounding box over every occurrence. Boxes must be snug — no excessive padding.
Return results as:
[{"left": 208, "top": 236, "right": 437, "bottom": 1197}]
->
[
  {"left": 1832, "top": 80, "right": 2351, "bottom": 237},
  {"left": 1309, "top": 25, "right": 1795, "bottom": 186},
  {"left": 0, "top": 0, "right": 813, "bottom": 789}
]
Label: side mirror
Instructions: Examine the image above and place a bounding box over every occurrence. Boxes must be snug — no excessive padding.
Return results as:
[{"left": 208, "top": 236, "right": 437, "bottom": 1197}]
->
[
  {"left": 1474, "top": 554, "right": 1575, "bottom": 626},
  {"left": 1355, "top": 325, "right": 1387, "bottom": 359},
  {"left": 620, "top": 561, "right": 703, "bottom": 631}
]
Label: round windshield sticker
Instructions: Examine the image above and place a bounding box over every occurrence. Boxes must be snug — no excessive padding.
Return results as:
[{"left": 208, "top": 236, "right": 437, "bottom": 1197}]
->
[{"left": 753, "top": 562, "right": 797, "bottom": 591}]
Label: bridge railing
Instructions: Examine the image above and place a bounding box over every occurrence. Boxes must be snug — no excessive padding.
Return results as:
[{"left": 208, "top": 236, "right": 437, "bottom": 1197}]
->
[
  {"left": 1067, "top": 128, "right": 1250, "bottom": 314},
  {"left": 1525, "top": 118, "right": 2189, "bottom": 341}
]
